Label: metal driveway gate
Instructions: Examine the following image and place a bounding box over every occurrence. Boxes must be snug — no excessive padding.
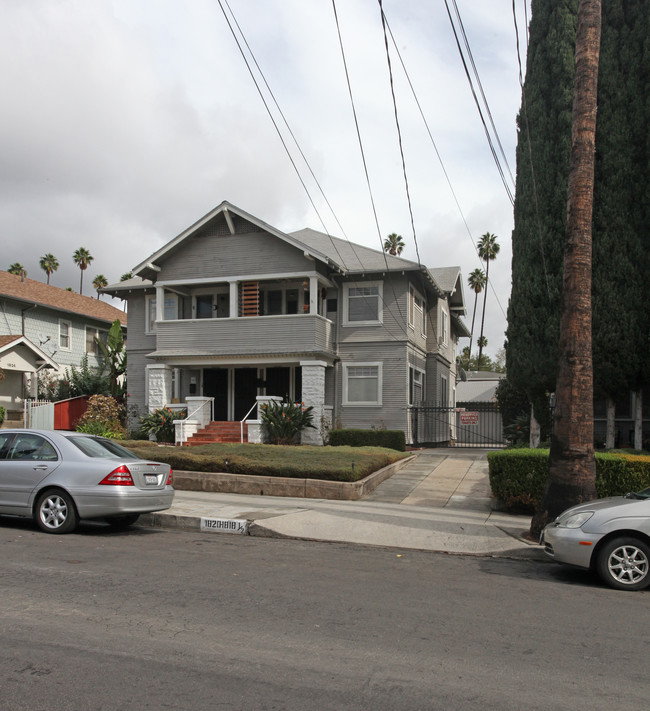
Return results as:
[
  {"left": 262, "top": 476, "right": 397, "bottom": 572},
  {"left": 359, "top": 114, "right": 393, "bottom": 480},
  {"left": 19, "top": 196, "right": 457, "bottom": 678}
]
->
[{"left": 409, "top": 401, "right": 505, "bottom": 448}]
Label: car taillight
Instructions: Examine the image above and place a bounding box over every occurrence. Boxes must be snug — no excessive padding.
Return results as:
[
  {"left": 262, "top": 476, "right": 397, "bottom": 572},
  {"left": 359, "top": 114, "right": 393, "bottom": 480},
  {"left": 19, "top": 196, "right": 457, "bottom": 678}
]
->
[
  {"left": 166, "top": 468, "right": 173, "bottom": 486},
  {"left": 100, "top": 465, "right": 134, "bottom": 486}
]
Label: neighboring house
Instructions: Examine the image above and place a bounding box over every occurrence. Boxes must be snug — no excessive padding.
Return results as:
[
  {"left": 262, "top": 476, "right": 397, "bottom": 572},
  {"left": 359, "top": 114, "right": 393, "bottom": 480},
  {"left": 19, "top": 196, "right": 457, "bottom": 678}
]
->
[
  {"left": 104, "top": 201, "right": 469, "bottom": 444},
  {"left": 455, "top": 371, "right": 505, "bottom": 403},
  {"left": 0, "top": 270, "right": 127, "bottom": 424}
]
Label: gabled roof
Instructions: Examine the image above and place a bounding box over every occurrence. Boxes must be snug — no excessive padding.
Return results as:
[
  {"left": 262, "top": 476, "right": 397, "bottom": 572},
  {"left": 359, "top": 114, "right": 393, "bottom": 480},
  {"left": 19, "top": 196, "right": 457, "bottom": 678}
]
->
[
  {"left": 0, "top": 271, "right": 127, "bottom": 327},
  {"left": 0, "top": 335, "right": 59, "bottom": 369},
  {"left": 131, "top": 201, "right": 334, "bottom": 280}
]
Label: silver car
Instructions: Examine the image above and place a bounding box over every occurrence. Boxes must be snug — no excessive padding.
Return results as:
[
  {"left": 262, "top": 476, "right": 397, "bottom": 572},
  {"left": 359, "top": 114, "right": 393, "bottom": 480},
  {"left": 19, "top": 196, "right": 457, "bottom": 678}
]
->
[
  {"left": 0, "top": 429, "right": 174, "bottom": 534},
  {"left": 541, "top": 487, "right": 650, "bottom": 591}
]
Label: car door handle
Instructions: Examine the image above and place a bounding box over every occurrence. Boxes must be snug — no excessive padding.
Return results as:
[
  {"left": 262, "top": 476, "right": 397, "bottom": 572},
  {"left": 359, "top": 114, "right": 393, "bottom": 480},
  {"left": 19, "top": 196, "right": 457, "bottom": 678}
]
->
[{"left": 32, "top": 465, "right": 49, "bottom": 470}]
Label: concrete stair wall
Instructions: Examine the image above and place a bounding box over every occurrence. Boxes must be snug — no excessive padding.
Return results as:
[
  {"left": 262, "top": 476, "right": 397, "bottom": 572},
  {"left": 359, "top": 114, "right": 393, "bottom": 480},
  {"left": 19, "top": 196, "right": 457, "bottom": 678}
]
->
[{"left": 184, "top": 421, "right": 248, "bottom": 446}]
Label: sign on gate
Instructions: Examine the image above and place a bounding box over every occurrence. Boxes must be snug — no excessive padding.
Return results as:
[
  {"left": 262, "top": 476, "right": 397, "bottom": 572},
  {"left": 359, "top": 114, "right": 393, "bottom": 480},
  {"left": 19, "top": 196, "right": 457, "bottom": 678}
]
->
[{"left": 459, "top": 411, "right": 479, "bottom": 426}]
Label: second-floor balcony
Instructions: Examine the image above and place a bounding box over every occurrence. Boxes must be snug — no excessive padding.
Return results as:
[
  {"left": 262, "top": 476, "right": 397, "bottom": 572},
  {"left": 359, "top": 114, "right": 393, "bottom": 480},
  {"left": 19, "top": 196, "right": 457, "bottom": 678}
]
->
[{"left": 153, "top": 313, "right": 334, "bottom": 358}]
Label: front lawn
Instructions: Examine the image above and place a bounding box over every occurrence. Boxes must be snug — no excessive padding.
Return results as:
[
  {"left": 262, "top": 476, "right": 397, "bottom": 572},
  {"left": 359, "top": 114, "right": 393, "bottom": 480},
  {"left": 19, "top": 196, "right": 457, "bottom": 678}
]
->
[{"left": 122, "top": 441, "right": 409, "bottom": 482}]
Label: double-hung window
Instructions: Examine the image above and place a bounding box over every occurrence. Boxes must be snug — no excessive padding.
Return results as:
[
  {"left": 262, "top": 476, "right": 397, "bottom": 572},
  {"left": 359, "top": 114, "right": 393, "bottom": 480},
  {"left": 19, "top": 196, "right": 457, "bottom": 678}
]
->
[
  {"left": 409, "top": 286, "right": 426, "bottom": 335},
  {"left": 59, "top": 320, "right": 71, "bottom": 350},
  {"left": 146, "top": 294, "right": 178, "bottom": 333},
  {"left": 343, "top": 282, "right": 383, "bottom": 326},
  {"left": 85, "top": 327, "right": 108, "bottom": 355},
  {"left": 343, "top": 363, "right": 382, "bottom": 406}
]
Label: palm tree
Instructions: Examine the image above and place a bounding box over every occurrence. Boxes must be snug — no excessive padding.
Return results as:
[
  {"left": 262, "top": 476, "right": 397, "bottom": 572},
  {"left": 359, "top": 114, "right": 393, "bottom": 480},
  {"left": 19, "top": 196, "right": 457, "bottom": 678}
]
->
[
  {"left": 93, "top": 274, "right": 108, "bottom": 299},
  {"left": 120, "top": 272, "right": 133, "bottom": 281},
  {"left": 7, "top": 263, "right": 26, "bottom": 277},
  {"left": 466, "top": 268, "right": 486, "bottom": 369},
  {"left": 73, "top": 248, "right": 94, "bottom": 295},
  {"left": 383, "top": 233, "right": 405, "bottom": 256},
  {"left": 476, "top": 232, "right": 500, "bottom": 369},
  {"left": 39, "top": 253, "right": 59, "bottom": 284}
]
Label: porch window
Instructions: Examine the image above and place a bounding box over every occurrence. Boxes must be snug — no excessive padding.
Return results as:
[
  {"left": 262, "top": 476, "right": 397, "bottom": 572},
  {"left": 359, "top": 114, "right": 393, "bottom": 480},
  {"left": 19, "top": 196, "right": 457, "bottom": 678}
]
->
[
  {"left": 146, "top": 294, "right": 178, "bottom": 333},
  {"left": 343, "top": 363, "right": 382, "bottom": 406},
  {"left": 343, "top": 282, "right": 383, "bottom": 326},
  {"left": 59, "top": 319, "right": 71, "bottom": 350}
]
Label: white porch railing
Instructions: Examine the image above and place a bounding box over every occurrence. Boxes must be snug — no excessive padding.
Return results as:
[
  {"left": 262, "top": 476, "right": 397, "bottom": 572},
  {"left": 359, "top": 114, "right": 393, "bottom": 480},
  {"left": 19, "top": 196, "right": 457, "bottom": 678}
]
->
[{"left": 174, "top": 397, "right": 214, "bottom": 446}]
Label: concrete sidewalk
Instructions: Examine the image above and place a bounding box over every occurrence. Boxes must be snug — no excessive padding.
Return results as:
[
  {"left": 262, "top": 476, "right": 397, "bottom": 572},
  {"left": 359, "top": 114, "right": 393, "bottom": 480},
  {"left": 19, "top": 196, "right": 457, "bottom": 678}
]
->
[{"left": 141, "top": 449, "right": 543, "bottom": 560}]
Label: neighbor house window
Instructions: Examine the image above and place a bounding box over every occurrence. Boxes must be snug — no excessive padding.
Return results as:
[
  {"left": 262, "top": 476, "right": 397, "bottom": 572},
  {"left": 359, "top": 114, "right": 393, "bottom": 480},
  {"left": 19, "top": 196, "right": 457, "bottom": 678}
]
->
[
  {"left": 409, "top": 286, "right": 426, "bottom": 335},
  {"left": 343, "top": 282, "right": 383, "bottom": 325},
  {"left": 59, "top": 320, "right": 71, "bottom": 350},
  {"left": 409, "top": 367, "right": 425, "bottom": 405},
  {"left": 441, "top": 307, "right": 449, "bottom": 345},
  {"left": 85, "top": 327, "right": 108, "bottom": 355},
  {"left": 343, "top": 363, "right": 382, "bottom": 406},
  {"left": 146, "top": 294, "right": 178, "bottom": 333}
]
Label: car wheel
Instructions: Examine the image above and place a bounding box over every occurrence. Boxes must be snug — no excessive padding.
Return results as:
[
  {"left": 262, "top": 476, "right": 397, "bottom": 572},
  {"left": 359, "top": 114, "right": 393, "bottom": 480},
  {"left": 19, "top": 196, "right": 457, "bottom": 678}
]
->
[
  {"left": 596, "top": 537, "right": 650, "bottom": 591},
  {"left": 35, "top": 490, "right": 79, "bottom": 534},
  {"left": 105, "top": 513, "right": 140, "bottom": 529}
]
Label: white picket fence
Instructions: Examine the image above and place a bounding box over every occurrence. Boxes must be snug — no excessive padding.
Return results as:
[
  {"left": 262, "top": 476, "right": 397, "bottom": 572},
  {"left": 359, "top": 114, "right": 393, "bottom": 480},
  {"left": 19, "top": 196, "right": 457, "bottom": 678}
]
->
[{"left": 24, "top": 399, "right": 54, "bottom": 430}]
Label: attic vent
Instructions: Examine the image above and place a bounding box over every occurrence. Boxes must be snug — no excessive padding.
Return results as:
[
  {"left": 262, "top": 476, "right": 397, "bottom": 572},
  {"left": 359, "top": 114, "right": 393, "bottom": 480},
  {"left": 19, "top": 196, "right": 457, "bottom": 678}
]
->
[{"left": 240, "top": 281, "right": 260, "bottom": 317}]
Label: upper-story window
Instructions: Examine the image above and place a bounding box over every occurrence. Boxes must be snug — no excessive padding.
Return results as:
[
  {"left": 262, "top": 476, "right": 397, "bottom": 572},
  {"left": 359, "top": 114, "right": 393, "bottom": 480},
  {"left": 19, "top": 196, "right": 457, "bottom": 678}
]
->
[
  {"left": 85, "top": 327, "right": 108, "bottom": 355},
  {"left": 59, "top": 319, "right": 71, "bottom": 350},
  {"left": 440, "top": 306, "right": 449, "bottom": 345},
  {"left": 343, "top": 281, "right": 383, "bottom": 326},
  {"left": 146, "top": 294, "right": 178, "bottom": 333},
  {"left": 409, "top": 286, "right": 426, "bottom": 336}
]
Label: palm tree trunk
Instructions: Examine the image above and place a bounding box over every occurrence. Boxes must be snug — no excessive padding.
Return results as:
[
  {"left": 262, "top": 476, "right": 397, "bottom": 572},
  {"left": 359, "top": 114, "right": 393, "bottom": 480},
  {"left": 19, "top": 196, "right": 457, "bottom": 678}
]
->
[
  {"left": 531, "top": 0, "right": 601, "bottom": 536},
  {"left": 477, "top": 261, "right": 490, "bottom": 369},
  {"left": 467, "top": 292, "right": 479, "bottom": 369}
]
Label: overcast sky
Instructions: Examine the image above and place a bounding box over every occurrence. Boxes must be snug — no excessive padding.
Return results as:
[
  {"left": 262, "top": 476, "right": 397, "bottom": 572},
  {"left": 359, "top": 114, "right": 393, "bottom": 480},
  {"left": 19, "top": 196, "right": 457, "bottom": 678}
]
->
[{"left": 1, "top": 0, "right": 530, "bottom": 358}]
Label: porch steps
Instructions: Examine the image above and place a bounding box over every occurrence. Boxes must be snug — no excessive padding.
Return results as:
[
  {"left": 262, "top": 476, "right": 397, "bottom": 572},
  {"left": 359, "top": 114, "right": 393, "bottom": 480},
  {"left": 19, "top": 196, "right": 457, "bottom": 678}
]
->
[{"left": 184, "top": 421, "right": 248, "bottom": 446}]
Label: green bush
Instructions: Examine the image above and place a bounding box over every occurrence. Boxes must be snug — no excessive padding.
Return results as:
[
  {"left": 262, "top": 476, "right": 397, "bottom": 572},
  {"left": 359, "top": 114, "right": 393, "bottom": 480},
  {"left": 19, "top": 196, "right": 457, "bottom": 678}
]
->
[
  {"left": 75, "top": 395, "right": 125, "bottom": 439},
  {"left": 139, "top": 407, "right": 186, "bottom": 443},
  {"left": 0, "top": 405, "right": 5, "bottom": 425},
  {"left": 488, "top": 449, "right": 650, "bottom": 513},
  {"left": 329, "top": 429, "right": 406, "bottom": 452},
  {"left": 260, "top": 400, "right": 315, "bottom": 445}
]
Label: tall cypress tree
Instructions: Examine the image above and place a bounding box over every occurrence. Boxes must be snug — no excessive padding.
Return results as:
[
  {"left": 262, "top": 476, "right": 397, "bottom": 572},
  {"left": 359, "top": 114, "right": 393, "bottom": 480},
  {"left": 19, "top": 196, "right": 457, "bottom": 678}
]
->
[
  {"left": 507, "top": 0, "right": 650, "bottom": 429},
  {"left": 506, "top": 1, "right": 577, "bottom": 419}
]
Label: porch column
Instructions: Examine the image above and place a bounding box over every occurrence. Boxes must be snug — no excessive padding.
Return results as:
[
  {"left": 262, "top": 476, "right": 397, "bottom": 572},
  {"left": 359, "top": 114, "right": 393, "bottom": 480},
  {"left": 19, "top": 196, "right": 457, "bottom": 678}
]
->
[
  {"left": 300, "top": 360, "right": 327, "bottom": 445},
  {"left": 146, "top": 364, "right": 172, "bottom": 412},
  {"left": 229, "top": 280, "right": 238, "bottom": 318}
]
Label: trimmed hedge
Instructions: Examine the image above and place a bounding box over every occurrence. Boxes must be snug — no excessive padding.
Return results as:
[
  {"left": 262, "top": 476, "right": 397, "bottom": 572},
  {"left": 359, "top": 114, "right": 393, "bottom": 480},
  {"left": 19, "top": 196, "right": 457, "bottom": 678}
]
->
[
  {"left": 488, "top": 449, "right": 650, "bottom": 513},
  {"left": 328, "top": 429, "right": 406, "bottom": 451}
]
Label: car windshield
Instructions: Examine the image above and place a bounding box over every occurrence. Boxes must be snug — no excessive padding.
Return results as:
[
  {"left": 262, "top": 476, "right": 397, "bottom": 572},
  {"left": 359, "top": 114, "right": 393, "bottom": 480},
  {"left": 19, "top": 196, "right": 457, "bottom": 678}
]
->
[{"left": 68, "top": 436, "right": 140, "bottom": 460}]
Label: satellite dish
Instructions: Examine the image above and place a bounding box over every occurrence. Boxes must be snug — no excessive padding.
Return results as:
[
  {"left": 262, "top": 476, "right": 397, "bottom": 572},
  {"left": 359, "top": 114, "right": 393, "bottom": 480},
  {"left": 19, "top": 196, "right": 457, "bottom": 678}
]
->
[
  {"left": 38, "top": 332, "right": 50, "bottom": 345},
  {"left": 458, "top": 368, "right": 467, "bottom": 382}
]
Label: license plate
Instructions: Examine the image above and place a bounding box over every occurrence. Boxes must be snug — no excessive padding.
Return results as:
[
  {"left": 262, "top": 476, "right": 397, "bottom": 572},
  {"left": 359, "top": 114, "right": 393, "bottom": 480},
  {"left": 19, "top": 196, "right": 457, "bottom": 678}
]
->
[{"left": 145, "top": 475, "right": 158, "bottom": 485}]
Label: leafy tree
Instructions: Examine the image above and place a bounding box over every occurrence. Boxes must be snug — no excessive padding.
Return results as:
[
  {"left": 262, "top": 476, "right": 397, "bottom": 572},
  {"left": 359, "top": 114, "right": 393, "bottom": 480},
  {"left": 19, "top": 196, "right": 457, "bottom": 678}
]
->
[
  {"left": 39, "top": 253, "right": 59, "bottom": 284},
  {"left": 383, "top": 233, "right": 405, "bottom": 256},
  {"left": 93, "top": 274, "right": 108, "bottom": 298},
  {"left": 95, "top": 319, "right": 126, "bottom": 397},
  {"left": 476, "top": 232, "right": 500, "bottom": 368},
  {"left": 73, "top": 247, "right": 94, "bottom": 295},
  {"left": 466, "top": 268, "right": 486, "bottom": 369},
  {"left": 8, "top": 263, "right": 26, "bottom": 277},
  {"left": 120, "top": 272, "right": 133, "bottom": 281}
]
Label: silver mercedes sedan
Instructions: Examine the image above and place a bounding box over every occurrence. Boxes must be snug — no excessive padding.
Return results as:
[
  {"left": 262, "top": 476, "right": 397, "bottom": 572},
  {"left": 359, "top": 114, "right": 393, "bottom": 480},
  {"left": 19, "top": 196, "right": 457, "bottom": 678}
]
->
[
  {"left": 0, "top": 429, "right": 174, "bottom": 534},
  {"left": 541, "top": 487, "right": 650, "bottom": 591}
]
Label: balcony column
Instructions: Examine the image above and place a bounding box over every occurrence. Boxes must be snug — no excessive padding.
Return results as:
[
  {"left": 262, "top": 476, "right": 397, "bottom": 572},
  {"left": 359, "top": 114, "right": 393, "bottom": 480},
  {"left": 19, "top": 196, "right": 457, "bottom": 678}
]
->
[
  {"left": 229, "top": 281, "right": 238, "bottom": 318},
  {"left": 309, "top": 276, "right": 318, "bottom": 315},
  {"left": 146, "top": 364, "right": 172, "bottom": 413},
  {"left": 300, "top": 360, "right": 327, "bottom": 445},
  {"left": 155, "top": 285, "right": 165, "bottom": 323}
]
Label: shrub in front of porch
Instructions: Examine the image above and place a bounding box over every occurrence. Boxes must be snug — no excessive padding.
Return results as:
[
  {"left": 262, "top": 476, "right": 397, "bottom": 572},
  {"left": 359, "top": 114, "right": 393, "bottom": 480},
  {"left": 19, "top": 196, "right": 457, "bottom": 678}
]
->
[
  {"left": 139, "top": 406, "right": 187, "bottom": 443},
  {"left": 260, "top": 400, "right": 315, "bottom": 445},
  {"left": 75, "top": 394, "right": 126, "bottom": 439}
]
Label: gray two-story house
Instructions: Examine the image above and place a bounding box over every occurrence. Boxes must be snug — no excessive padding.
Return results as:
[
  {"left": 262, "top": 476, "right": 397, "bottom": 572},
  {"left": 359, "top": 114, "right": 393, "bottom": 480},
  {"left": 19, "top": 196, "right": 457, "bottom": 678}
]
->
[{"left": 105, "top": 201, "right": 469, "bottom": 444}]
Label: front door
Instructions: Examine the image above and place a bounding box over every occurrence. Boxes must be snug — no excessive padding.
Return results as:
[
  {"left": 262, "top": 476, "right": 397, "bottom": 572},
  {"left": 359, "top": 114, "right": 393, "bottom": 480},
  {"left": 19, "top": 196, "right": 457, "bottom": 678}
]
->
[
  {"left": 203, "top": 369, "right": 228, "bottom": 420},
  {"left": 234, "top": 368, "right": 258, "bottom": 421}
]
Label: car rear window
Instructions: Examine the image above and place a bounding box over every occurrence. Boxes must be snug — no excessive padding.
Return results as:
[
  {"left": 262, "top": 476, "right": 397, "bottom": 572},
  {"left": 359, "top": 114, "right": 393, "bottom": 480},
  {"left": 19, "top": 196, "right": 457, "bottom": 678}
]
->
[{"left": 68, "top": 436, "right": 140, "bottom": 459}]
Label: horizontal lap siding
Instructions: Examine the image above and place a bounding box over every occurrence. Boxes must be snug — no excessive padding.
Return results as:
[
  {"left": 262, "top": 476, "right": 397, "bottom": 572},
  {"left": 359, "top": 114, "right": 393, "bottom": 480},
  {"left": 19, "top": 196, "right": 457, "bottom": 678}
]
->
[
  {"left": 336, "top": 342, "right": 408, "bottom": 432},
  {"left": 157, "top": 232, "right": 313, "bottom": 281},
  {"left": 156, "top": 315, "right": 333, "bottom": 356}
]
